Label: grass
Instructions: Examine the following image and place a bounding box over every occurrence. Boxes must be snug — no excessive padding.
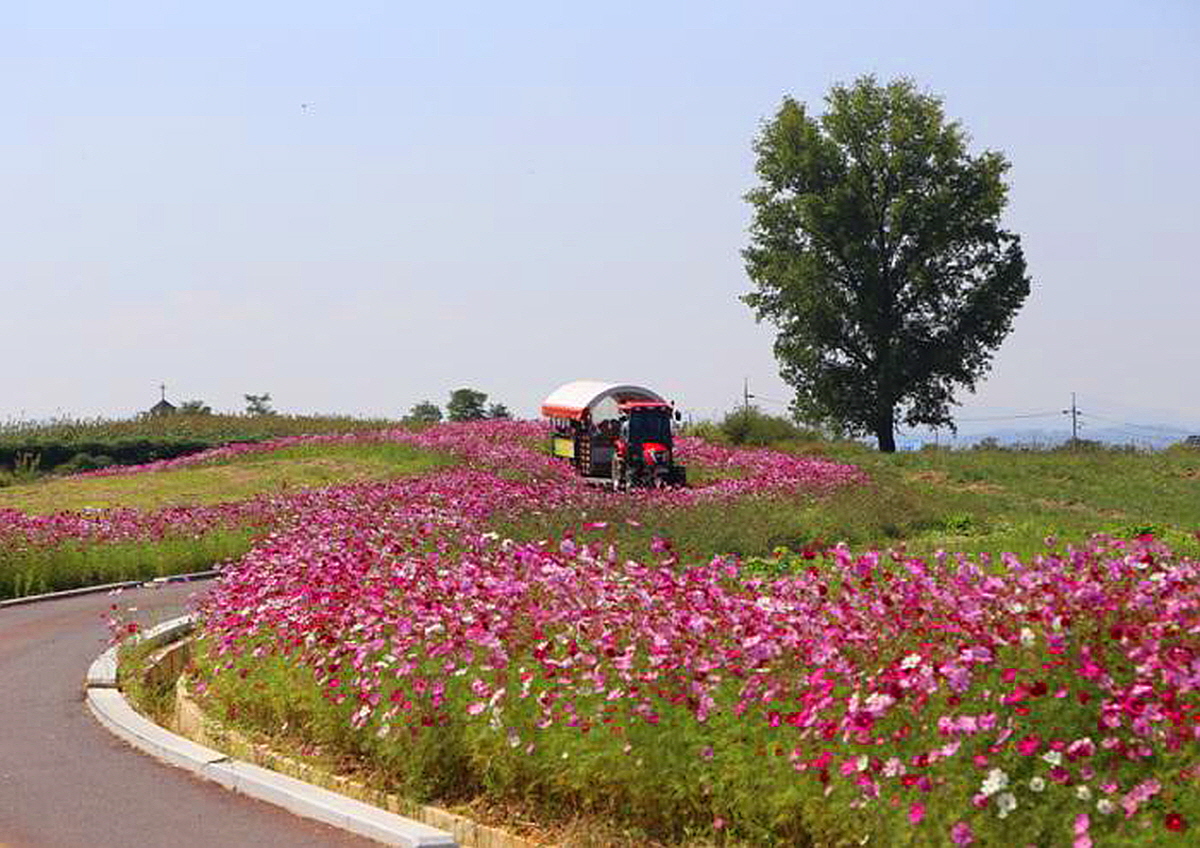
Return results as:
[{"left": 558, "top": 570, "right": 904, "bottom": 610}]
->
[
  {"left": 0, "top": 412, "right": 404, "bottom": 475},
  {"left": 1, "top": 530, "right": 258, "bottom": 599},
  {"left": 494, "top": 440, "right": 1200, "bottom": 565},
  {"left": 0, "top": 441, "right": 449, "bottom": 514},
  {"left": 810, "top": 440, "right": 1200, "bottom": 558},
  {"left": 0, "top": 440, "right": 454, "bottom": 599}
]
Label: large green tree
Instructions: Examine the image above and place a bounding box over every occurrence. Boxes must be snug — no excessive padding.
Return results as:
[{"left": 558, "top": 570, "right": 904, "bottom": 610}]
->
[{"left": 743, "top": 76, "right": 1031, "bottom": 452}]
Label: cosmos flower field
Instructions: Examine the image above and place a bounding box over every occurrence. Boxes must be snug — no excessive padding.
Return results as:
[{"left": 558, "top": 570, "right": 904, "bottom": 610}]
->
[{"left": 10, "top": 420, "right": 1197, "bottom": 844}]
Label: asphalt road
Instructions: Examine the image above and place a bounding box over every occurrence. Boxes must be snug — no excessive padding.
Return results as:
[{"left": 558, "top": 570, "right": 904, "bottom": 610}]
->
[{"left": 0, "top": 581, "right": 379, "bottom": 848}]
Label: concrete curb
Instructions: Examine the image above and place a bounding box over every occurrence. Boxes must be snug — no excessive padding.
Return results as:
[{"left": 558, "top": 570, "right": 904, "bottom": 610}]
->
[
  {"left": 85, "top": 615, "right": 200, "bottom": 688},
  {"left": 85, "top": 616, "right": 457, "bottom": 848},
  {"left": 1, "top": 569, "right": 219, "bottom": 609}
]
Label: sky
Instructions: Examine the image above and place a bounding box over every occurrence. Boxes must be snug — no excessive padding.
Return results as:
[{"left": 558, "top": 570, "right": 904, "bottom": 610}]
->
[{"left": 5, "top": 0, "right": 1199, "bottom": 442}]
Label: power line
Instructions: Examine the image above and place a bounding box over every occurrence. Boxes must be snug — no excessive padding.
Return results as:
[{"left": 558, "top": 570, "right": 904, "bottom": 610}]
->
[
  {"left": 952, "top": 411, "right": 1062, "bottom": 422},
  {"left": 1080, "top": 412, "right": 1194, "bottom": 435}
]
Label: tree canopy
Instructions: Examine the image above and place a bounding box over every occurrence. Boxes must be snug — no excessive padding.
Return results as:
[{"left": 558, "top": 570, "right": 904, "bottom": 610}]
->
[
  {"left": 244, "top": 393, "right": 275, "bottom": 416},
  {"left": 178, "top": 399, "right": 212, "bottom": 415},
  {"left": 743, "top": 76, "right": 1031, "bottom": 452},
  {"left": 446, "top": 388, "right": 489, "bottom": 422},
  {"left": 405, "top": 400, "right": 443, "bottom": 424}
]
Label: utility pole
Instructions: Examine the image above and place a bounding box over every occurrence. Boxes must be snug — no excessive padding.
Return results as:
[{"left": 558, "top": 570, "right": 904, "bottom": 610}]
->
[
  {"left": 1062, "top": 392, "right": 1081, "bottom": 446},
  {"left": 743, "top": 377, "right": 756, "bottom": 421}
]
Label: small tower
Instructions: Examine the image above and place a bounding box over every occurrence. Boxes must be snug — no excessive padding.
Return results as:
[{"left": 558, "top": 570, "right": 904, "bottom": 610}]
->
[{"left": 148, "top": 383, "right": 176, "bottom": 416}]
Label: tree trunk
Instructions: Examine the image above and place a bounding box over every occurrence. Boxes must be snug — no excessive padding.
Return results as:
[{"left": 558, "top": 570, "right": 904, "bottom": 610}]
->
[{"left": 875, "top": 406, "right": 896, "bottom": 453}]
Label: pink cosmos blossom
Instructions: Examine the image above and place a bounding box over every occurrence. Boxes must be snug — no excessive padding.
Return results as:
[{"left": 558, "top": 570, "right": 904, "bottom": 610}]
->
[{"left": 950, "top": 820, "right": 974, "bottom": 845}]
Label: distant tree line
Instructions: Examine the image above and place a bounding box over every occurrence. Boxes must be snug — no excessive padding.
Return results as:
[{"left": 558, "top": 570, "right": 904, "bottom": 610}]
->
[{"left": 405, "top": 388, "right": 511, "bottom": 424}]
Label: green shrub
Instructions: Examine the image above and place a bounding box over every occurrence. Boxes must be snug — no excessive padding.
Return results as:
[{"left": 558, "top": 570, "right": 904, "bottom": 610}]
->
[{"left": 720, "top": 407, "right": 818, "bottom": 446}]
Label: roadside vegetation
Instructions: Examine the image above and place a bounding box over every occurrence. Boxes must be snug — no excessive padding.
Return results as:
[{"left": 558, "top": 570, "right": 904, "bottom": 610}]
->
[{"left": 0, "top": 432, "right": 448, "bottom": 599}]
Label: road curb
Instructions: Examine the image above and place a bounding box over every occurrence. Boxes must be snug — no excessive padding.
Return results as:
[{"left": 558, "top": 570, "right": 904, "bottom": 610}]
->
[
  {"left": 1, "top": 570, "right": 220, "bottom": 609},
  {"left": 85, "top": 615, "right": 457, "bottom": 848}
]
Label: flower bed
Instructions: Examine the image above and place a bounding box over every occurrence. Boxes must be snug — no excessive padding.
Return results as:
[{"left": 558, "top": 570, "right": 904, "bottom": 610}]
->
[{"left": 189, "top": 423, "right": 1197, "bottom": 845}]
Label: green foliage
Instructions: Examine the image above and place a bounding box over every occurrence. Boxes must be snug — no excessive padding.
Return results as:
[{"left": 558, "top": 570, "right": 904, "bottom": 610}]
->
[
  {"left": 743, "top": 75, "right": 1032, "bottom": 453},
  {"left": 681, "top": 420, "right": 728, "bottom": 444},
  {"left": 719, "top": 406, "right": 818, "bottom": 446},
  {"left": 486, "top": 402, "right": 511, "bottom": 420},
  {"left": 53, "top": 452, "right": 116, "bottom": 474},
  {"left": 405, "top": 400, "right": 443, "bottom": 424},
  {"left": 446, "top": 388, "right": 488, "bottom": 422},
  {"left": 178, "top": 399, "right": 212, "bottom": 415},
  {"left": 244, "top": 393, "right": 275, "bottom": 415}
]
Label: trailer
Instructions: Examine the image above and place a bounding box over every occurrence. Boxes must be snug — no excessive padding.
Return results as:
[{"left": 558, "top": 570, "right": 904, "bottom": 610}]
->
[{"left": 541, "top": 380, "right": 686, "bottom": 489}]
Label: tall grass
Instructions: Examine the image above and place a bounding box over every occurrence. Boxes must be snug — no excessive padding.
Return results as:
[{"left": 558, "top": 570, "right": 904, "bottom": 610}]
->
[{"left": 0, "top": 529, "right": 255, "bottom": 599}]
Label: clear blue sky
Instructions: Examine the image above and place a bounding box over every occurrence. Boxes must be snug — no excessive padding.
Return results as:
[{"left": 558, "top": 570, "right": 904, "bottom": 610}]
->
[{"left": 5, "top": 0, "right": 1198, "bottom": 438}]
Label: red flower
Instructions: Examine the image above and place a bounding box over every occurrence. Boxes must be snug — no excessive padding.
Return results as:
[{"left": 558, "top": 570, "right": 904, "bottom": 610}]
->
[{"left": 1165, "top": 813, "right": 1187, "bottom": 832}]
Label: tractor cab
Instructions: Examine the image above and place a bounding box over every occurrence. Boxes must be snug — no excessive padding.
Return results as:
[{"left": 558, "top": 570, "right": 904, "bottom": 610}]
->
[{"left": 614, "top": 401, "right": 684, "bottom": 490}]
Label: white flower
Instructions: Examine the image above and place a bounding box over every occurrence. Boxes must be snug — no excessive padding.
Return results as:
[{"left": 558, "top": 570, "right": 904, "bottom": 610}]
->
[
  {"left": 981, "top": 768, "right": 1009, "bottom": 797},
  {"left": 1096, "top": 799, "right": 1115, "bottom": 815},
  {"left": 996, "top": 792, "right": 1017, "bottom": 818},
  {"left": 1029, "top": 777, "right": 1046, "bottom": 792},
  {"left": 1042, "top": 750, "right": 1063, "bottom": 766},
  {"left": 1075, "top": 785, "right": 1092, "bottom": 801},
  {"left": 1019, "top": 627, "right": 1036, "bottom": 647},
  {"left": 856, "top": 754, "right": 869, "bottom": 773},
  {"left": 900, "top": 653, "right": 922, "bottom": 670}
]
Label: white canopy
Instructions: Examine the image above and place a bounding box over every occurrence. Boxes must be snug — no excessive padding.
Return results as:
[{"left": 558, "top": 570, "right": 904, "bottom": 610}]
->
[{"left": 541, "top": 380, "right": 666, "bottom": 421}]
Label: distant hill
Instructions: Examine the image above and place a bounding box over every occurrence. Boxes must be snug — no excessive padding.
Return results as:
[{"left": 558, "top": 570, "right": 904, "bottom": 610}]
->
[{"left": 898, "top": 425, "right": 1200, "bottom": 451}]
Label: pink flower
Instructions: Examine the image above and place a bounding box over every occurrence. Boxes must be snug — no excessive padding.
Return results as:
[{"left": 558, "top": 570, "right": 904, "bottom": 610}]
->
[
  {"left": 908, "top": 802, "right": 925, "bottom": 824},
  {"left": 950, "top": 820, "right": 974, "bottom": 845},
  {"left": 1017, "top": 735, "right": 1041, "bottom": 755}
]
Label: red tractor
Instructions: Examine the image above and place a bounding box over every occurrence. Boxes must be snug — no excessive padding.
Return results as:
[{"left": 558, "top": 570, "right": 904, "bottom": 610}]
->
[{"left": 542, "top": 381, "right": 686, "bottom": 490}]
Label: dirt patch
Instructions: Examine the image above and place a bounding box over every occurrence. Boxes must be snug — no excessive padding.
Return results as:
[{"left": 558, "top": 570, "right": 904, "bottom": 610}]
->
[
  {"left": 905, "top": 470, "right": 1004, "bottom": 495},
  {"left": 1034, "top": 497, "right": 1126, "bottom": 519}
]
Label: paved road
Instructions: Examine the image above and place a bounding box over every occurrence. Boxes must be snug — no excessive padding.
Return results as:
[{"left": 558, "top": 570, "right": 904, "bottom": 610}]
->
[{"left": 0, "top": 582, "right": 379, "bottom": 848}]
